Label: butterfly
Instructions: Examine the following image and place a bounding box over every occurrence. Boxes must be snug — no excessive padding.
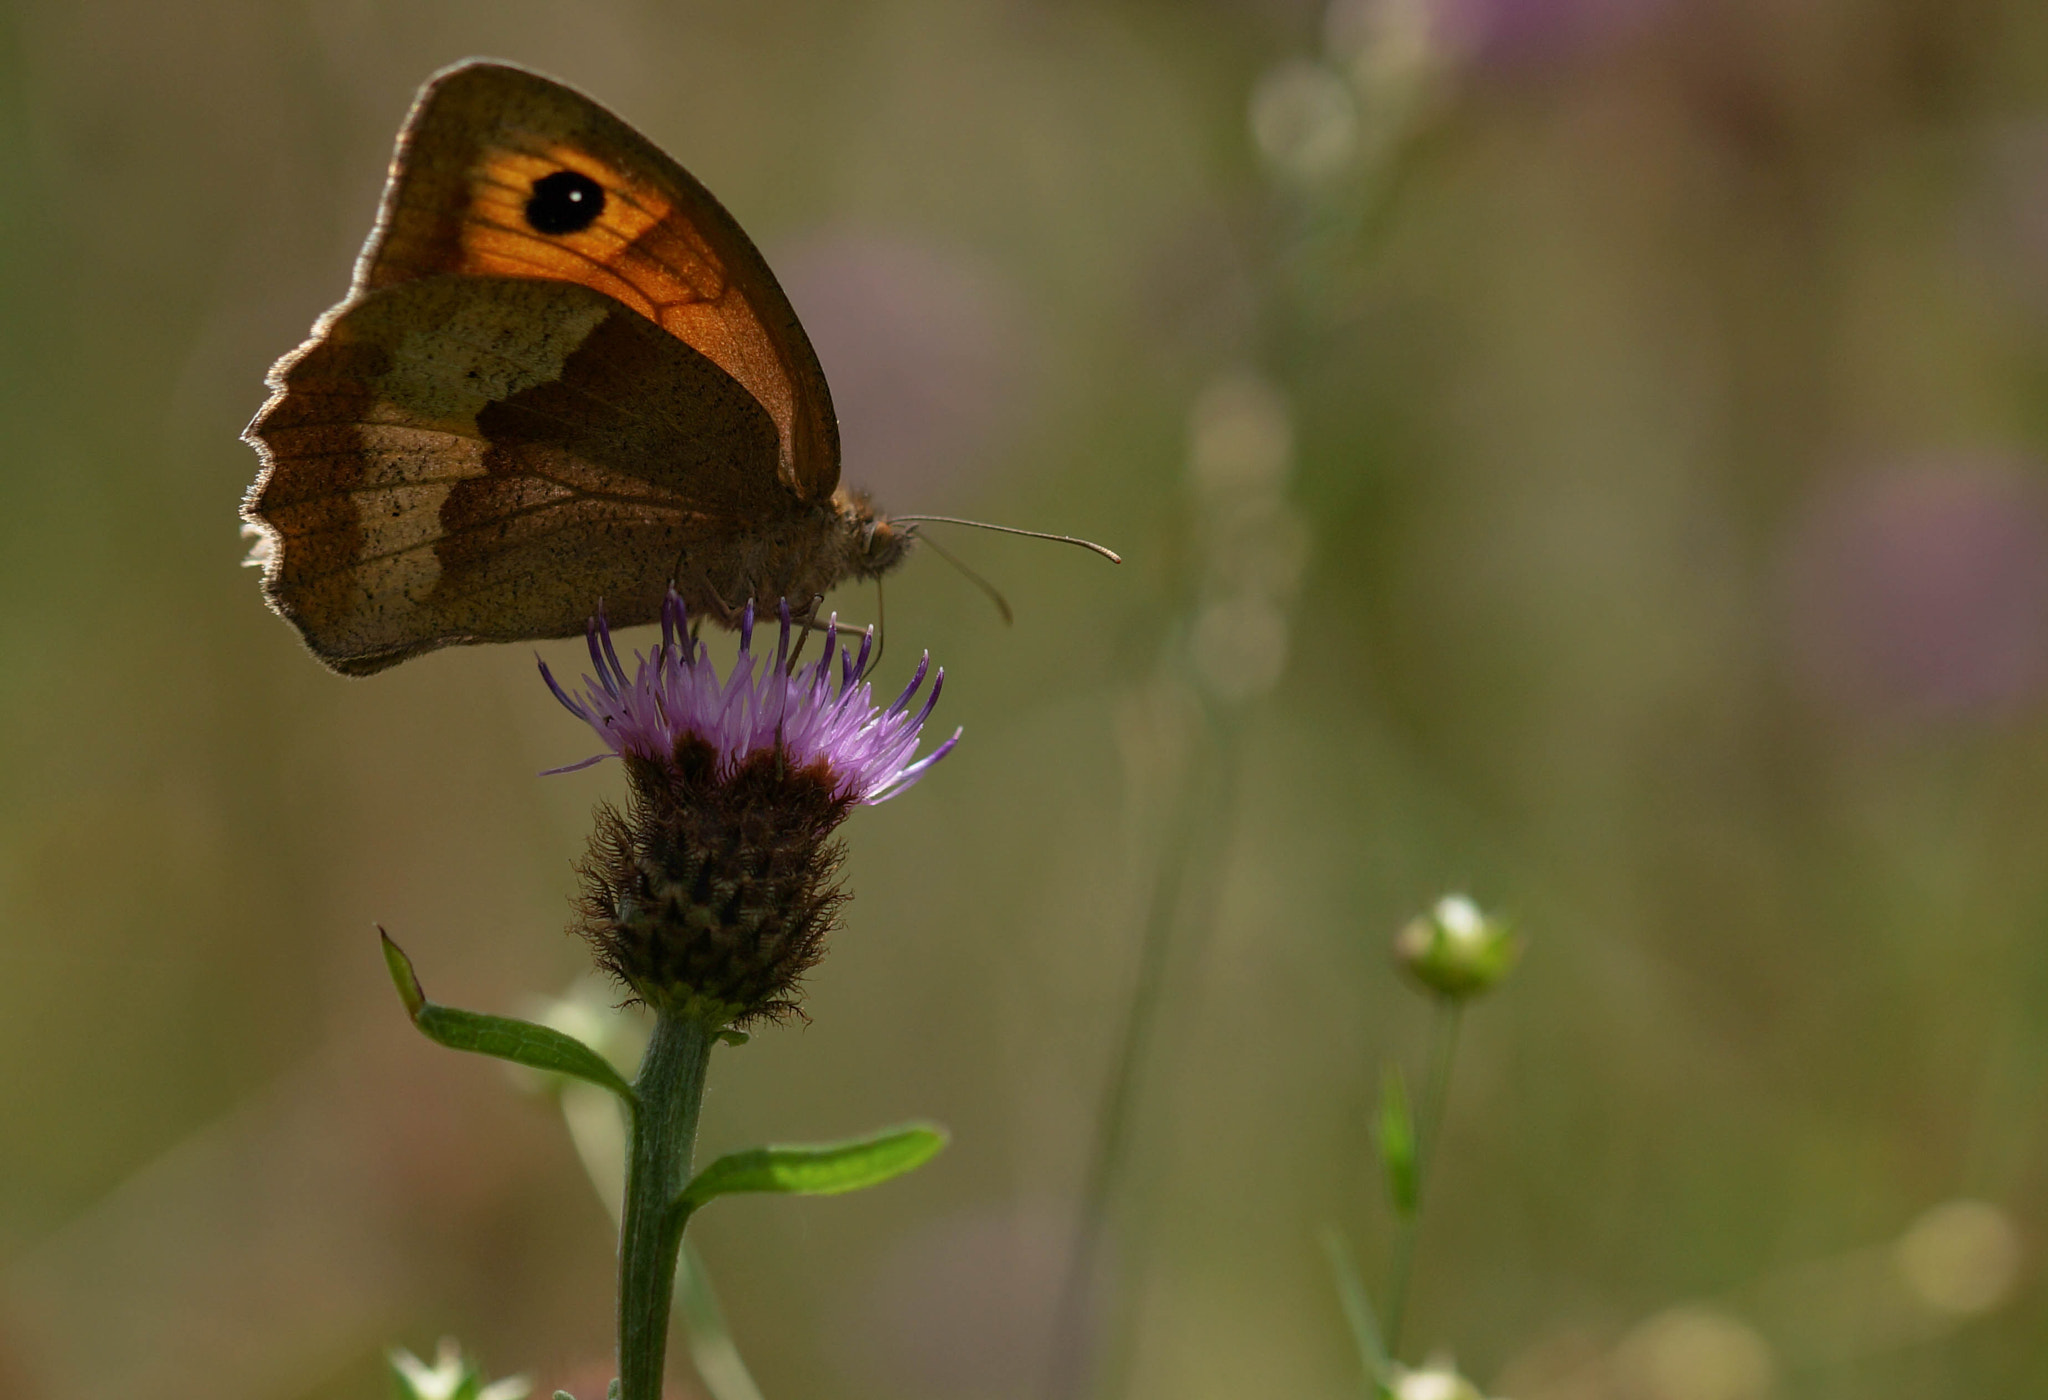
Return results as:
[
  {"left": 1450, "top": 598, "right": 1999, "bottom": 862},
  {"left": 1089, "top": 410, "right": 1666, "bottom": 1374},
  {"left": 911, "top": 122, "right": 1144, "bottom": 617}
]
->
[{"left": 240, "top": 59, "right": 910, "bottom": 676}]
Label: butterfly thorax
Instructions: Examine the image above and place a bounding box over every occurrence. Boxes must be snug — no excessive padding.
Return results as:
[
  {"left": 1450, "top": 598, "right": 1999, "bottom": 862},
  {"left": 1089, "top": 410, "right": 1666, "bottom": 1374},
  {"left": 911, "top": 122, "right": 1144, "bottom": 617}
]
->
[{"left": 675, "top": 489, "right": 909, "bottom": 628}]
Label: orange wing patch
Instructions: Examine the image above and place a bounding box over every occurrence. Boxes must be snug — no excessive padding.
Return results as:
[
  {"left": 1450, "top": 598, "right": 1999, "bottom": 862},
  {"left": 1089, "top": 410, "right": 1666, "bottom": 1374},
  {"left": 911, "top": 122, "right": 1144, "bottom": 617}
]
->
[
  {"left": 351, "top": 63, "right": 834, "bottom": 494},
  {"left": 450, "top": 141, "right": 800, "bottom": 461}
]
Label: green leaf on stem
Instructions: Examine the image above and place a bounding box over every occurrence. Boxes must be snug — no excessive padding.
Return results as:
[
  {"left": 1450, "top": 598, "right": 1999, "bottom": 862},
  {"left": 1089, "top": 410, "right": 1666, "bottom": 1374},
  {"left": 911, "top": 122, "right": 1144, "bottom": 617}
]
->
[
  {"left": 678, "top": 1123, "right": 947, "bottom": 1213},
  {"left": 1378, "top": 1064, "right": 1418, "bottom": 1220},
  {"left": 380, "top": 930, "right": 636, "bottom": 1106}
]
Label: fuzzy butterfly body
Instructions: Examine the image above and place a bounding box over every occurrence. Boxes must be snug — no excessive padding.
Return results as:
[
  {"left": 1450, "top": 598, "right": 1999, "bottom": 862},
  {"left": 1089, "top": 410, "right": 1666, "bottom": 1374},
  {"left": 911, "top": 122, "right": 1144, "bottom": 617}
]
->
[{"left": 242, "top": 59, "right": 907, "bottom": 675}]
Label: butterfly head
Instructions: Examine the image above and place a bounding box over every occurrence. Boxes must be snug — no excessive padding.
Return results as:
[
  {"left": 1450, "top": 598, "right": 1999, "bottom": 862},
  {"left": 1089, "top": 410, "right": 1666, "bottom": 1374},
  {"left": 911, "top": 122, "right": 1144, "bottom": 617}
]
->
[{"left": 839, "top": 491, "right": 913, "bottom": 581}]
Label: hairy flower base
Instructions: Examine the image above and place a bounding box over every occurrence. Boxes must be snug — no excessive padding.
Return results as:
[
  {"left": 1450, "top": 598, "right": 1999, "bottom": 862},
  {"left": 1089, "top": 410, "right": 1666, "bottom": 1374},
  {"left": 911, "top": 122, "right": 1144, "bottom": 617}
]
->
[{"left": 577, "top": 741, "right": 856, "bottom": 1024}]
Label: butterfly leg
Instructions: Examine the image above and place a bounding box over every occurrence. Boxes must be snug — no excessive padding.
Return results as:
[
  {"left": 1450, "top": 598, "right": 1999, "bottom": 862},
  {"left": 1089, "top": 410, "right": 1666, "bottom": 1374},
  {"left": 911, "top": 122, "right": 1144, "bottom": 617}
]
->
[
  {"left": 784, "top": 595, "right": 829, "bottom": 673},
  {"left": 862, "top": 577, "right": 888, "bottom": 681}
]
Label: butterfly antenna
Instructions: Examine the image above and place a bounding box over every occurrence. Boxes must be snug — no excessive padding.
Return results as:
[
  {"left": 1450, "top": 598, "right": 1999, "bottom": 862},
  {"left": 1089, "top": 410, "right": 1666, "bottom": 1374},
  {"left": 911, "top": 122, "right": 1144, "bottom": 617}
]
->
[
  {"left": 915, "top": 530, "right": 1016, "bottom": 626},
  {"left": 895, "top": 515, "right": 1123, "bottom": 565}
]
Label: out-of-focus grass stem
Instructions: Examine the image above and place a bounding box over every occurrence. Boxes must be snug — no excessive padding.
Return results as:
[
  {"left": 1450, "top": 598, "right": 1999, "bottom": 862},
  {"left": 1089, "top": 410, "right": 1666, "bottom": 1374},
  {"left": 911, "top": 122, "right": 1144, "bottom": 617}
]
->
[
  {"left": 1046, "top": 703, "right": 1245, "bottom": 1400},
  {"left": 675, "top": 1239, "right": 766, "bottom": 1400},
  {"left": 1382, "top": 1000, "right": 1463, "bottom": 1358}
]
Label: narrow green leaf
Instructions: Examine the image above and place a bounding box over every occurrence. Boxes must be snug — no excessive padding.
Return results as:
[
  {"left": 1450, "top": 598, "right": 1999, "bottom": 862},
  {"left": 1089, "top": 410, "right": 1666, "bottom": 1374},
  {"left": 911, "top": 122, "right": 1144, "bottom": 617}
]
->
[
  {"left": 679, "top": 1123, "right": 947, "bottom": 1212},
  {"left": 1318, "top": 1225, "right": 1390, "bottom": 1389},
  {"left": 1378, "top": 1064, "right": 1418, "bottom": 1220},
  {"left": 380, "top": 931, "right": 635, "bottom": 1105},
  {"left": 383, "top": 929, "right": 428, "bottom": 1018}
]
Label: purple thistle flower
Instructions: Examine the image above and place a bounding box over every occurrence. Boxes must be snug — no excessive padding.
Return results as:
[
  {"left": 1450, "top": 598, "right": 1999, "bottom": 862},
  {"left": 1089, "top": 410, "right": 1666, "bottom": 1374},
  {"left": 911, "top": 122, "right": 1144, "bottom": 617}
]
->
[
  {"left": 544, "top": 590, "right": 960, "bottom": 1025},
  {"left": 540, "top": 588, "right": 960, "bottom": 804}
]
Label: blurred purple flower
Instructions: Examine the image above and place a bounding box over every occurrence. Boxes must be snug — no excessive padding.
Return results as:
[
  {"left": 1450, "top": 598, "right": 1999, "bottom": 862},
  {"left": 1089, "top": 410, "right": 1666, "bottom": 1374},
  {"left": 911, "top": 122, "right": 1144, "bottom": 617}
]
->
[
  {"left": 774, "top": 230, "right": 1027, "bottom": 508},
  {"left": 1439, "top": 0, "right": 1677, "bottom": 67},
  {"left": 1781, "top": 459, "right": 2048, "bottom": 720}
]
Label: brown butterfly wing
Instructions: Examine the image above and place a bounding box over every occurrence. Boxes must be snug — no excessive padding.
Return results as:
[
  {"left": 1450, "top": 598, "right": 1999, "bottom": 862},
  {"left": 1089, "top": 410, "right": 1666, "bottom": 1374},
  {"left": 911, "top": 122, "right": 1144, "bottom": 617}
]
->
[
  {"left": 358, "top": 59, "right": 838, "bottom": 498},
  {"left": 247, "top": 275, "right": 785, "bottom": 675},
  {"left": 243, "top": 59, "right": 853, "bottom": 674}
]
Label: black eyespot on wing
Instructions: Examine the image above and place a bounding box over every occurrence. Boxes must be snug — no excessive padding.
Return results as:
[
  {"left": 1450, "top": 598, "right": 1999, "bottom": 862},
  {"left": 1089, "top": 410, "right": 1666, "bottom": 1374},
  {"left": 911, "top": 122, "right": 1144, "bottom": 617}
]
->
[{"left": 525, "top": 170, "right": 606, "bottom": 235}]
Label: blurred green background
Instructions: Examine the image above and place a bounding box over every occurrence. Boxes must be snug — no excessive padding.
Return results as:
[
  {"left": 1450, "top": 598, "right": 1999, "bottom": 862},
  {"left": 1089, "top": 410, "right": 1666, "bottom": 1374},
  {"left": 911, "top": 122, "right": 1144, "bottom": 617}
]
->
[{"left": 5, "top": 0, "right": 2048, "bottom": 1396}]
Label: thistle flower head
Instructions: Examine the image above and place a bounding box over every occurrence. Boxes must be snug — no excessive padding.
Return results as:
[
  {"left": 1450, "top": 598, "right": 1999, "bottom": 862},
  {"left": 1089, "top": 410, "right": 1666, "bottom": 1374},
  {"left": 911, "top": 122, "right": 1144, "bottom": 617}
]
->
[
  {"left": 542, "top": 591, "right": 959, "bottom": 1025},
  {"left": 542, "top": 590, "right": 958, "bottom": 803}
]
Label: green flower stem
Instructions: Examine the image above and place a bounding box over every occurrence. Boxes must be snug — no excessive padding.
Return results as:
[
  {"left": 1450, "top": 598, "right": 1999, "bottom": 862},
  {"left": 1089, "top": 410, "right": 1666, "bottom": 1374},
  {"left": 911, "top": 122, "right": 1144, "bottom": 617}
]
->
[
  {"left": 1382, "top": 1000, "right": 1463, "bottom": 1360},
  {"left": 618, "top": 1009, "right": 716, "bottom": 1400}
]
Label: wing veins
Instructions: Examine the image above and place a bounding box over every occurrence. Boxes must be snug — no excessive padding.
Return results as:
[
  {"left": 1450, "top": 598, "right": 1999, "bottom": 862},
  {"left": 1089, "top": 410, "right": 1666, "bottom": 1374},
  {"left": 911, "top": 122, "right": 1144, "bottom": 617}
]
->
[
  {"left": 463, "top": 214, "right": 694, "bottom": 303},
  {"left": 281, "top": 493, "right": 711, "bottom": 584},
  {"left": 463, "top": 211, "right": 716, "bottom": 311}
]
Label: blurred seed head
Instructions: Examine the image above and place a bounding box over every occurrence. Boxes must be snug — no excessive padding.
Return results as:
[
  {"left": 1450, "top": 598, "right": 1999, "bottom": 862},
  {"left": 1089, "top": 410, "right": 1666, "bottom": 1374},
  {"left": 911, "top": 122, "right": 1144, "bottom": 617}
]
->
[
  {"left": 1609, "top": 1306, "right": 1773, "bottom": 1400},
  {"left": 1389, "top": 1358, "right": 1491, "bottom": 1400},
  {"left": 1781, "top": 459, "right": 2048, "bottom": 722},
  {"left": 1326, "top": 0, "right": 1439, "bottom": 82},
  {"left": 1394, "top": 894, "right": 1520, "bottom": 1000},
  {"left": 1193, "top": 595, "right": 1293, "bottom": 702},
  {"left": 1325, "top": 0, "right": 1446, "bottom": 160},
  {"left": 1185, "top": 369, "right": 1309, "bottom": 705},
  {"left": 1893, "top": 1199, "right": 2022, "bottom": 1317},
  {"left": 1250, "top": 59, "right": 1360, "bottom": 182},
  {"left": 1204, "top": 494, "right": 1314, "bottom": 602},
  {"left": 1189, "top": 371, "right": 1295, "bottom": 496}
]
